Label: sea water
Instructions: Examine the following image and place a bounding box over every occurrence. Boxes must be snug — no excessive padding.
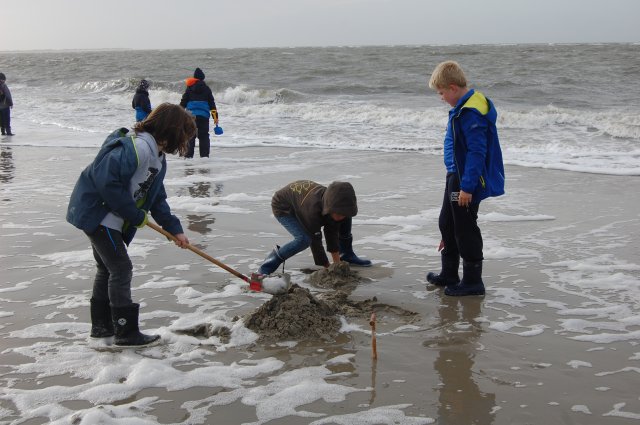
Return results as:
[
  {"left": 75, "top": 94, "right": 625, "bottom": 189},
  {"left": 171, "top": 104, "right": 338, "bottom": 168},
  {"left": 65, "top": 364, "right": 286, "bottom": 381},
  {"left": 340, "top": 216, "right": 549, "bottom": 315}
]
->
[
  {"left": 1, "top": 43, "right": 639, "bottom": 174},
  {"left": 1, "top": 44, "right": 640, "bottom": 424}
]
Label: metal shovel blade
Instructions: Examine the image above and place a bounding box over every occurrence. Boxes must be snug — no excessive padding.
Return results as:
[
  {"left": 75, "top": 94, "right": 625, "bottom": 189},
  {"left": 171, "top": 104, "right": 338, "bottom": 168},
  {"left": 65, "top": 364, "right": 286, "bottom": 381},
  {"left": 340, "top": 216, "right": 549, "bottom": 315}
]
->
[{"left": 250, "top": 273, "right": 291, "bottom": 295}]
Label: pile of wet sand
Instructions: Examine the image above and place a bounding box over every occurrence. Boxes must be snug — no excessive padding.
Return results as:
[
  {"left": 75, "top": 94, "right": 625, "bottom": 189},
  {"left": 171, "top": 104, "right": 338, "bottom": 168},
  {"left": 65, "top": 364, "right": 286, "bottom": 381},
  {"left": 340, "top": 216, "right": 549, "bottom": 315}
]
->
[
  {"left": 245, "top": 263, "right": 419, "bottom": 341},
  {"left": 244, "top": 284, "right": 341, "bottom": 341},
  {"left": 307, "top": 262, "right": 360, "bottom": 289}
]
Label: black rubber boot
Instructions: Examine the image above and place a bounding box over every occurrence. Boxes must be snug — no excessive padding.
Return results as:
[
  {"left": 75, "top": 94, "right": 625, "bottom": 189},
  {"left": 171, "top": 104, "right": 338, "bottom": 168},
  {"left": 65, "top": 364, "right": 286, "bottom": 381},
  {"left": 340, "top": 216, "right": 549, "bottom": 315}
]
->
[
  {"left": 1, "top": 128, "right": 5, "bottom": 135},
  {"left": 258, "top": 246, "right": 285, "bottom": 275},
  {"left": 90, "top": 297, "right": 114, "bottom": 338},
  {"left": 112, "top": 303, "right": 160, "bottom": 347},
  {"left": 445, "top": 260, "right": 485, "bottom": 296},
  {"left": 339, "top": 235, "right": 372, "bottom": 267},
  {"left": 5, "top": 127, "right": 13, "bottom": 136},
  {"left": 426, "top": 255, "right": 460, "bottom": 287}
]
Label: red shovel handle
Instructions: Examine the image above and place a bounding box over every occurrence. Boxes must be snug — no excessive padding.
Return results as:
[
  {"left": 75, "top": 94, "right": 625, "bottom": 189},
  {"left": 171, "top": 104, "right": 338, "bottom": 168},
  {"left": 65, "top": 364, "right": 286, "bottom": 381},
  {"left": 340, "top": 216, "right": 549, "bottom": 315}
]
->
[{"left": 147, "top": 222, "right": 250, "bottom": 283}]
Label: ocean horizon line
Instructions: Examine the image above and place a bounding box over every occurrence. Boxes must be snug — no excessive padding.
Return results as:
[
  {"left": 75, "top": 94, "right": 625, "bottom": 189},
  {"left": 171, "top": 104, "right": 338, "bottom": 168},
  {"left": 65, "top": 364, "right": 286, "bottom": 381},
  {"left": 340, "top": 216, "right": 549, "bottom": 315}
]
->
[{"left": 1, "top": 41, "right": 638, "bottom": 54}]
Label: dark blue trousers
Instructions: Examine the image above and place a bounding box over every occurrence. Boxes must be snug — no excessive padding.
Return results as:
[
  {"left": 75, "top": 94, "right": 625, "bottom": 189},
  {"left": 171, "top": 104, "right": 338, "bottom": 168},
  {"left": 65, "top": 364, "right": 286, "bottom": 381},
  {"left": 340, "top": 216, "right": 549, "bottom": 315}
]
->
[
  {"left": 438, "top": 173, "right": 483, "bottom": 262},
  {"left": 86, "top": 226, "right": 133, "bottom": 307},
  {"left": 0, "top": 108, "right": 10, "bottom": 132},
  {"left": 186, "top": 115, "right": 210, "bottom": 158}
]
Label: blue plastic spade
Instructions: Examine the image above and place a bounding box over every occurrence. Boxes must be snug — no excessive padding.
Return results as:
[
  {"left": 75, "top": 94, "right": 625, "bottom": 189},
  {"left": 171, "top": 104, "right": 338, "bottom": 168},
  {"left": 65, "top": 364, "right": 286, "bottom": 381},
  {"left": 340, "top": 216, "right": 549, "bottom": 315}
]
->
[{"left": 214, "top": 125, "right": 223, "bottom": 135}]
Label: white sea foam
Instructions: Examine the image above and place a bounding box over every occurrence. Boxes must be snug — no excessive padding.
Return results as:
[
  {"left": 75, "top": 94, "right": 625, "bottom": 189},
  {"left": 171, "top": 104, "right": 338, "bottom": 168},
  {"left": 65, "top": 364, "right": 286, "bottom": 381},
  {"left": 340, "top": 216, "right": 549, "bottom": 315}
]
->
[
  {"left": 8, "top": 86, "right": 640, "bottom": 175},
  {"left": 309, "top": 405, "right": 435, "bottom": 424}
]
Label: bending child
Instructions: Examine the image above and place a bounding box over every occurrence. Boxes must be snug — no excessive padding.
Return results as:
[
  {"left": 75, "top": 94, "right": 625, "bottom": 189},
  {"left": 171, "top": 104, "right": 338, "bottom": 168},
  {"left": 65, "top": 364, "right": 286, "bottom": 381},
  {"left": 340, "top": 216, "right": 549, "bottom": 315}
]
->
[
  {"left": 258, "top": 180, "right": 371, "bottom": 275},
  {"left": 67, "top": 103, "right": 196, "bottom": 346},
  {"left": 426, "top": 61, "right": 505, "bottom": 296}
]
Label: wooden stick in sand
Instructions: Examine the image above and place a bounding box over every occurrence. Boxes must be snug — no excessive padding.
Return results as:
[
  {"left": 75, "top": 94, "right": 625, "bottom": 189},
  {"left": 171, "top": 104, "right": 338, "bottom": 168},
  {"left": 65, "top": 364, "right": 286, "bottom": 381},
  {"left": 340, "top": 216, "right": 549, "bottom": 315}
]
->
[{"left": 370, "top": 312, "right": 378, "bottom": 360}]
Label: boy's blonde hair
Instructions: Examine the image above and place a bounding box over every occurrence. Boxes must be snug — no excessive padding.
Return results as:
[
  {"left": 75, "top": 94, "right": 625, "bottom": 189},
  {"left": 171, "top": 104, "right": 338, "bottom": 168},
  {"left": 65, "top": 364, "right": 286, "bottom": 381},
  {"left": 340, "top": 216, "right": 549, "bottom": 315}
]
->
[{"left": 429, "top": 61, "right": 467, "bottom": 89}]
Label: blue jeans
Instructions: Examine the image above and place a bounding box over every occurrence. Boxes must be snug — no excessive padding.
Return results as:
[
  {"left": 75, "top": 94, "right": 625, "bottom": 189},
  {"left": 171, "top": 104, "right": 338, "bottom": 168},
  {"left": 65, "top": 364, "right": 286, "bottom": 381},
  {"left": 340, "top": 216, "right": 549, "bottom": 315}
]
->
[
  {"left": 339, "top": 217, "right": 352, "bottom": 240},
  {"left": 276, "top": 215, "right": 312, "bottom": 259}
]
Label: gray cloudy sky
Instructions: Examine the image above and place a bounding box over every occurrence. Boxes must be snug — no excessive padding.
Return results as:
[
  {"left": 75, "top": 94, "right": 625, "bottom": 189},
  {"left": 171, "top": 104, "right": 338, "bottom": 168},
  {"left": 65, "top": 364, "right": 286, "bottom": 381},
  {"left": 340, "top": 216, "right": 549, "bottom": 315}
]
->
[{"left": 1, "top": 0, "right": 638, "bottom": 50}]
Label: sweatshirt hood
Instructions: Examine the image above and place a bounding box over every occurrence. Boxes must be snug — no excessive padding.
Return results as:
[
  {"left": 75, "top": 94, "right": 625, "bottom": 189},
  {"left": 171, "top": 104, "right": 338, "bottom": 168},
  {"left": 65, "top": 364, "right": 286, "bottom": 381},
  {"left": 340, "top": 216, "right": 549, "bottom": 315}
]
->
[
  {"left": 322, "top": 182, "right": 358, "bottom": 217},
  {"left": 193, "top": 67, "right": 205, "bottom": 80}
]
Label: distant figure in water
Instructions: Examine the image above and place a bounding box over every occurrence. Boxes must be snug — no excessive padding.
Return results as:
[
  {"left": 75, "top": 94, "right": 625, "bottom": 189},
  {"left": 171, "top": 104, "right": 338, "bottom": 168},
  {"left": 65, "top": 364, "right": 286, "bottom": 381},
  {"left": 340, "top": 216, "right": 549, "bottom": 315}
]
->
[
  {"left": 132, "top": 79, "right": 152, "bottom": 122},
  {"left": 257, "top": 180, "right": 372, "bottom": 276},
  {"left": 425, "top": 60, "right": 505, "bottom": 297},
  {"left": 0, "top": 73, "right": 14, "bottom": 136},
  {"left": 180, "top": 67, "right": 219, "bottom": 158},
  {"left": 66, "top": 103, "right": 196, "bottom": 347}
]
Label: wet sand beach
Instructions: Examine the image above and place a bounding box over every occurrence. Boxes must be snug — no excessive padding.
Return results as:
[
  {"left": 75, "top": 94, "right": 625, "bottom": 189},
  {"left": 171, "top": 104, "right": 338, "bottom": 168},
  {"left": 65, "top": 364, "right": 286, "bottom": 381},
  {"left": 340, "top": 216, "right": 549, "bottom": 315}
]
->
[{"left": 1, "top": 135, "right": 639, "bottom": 424}]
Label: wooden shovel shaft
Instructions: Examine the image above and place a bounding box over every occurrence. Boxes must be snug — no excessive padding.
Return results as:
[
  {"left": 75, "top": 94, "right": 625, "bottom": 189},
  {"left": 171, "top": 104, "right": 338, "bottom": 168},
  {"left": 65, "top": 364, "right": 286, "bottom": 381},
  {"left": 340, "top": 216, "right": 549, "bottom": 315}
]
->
[
  {"left": 147, "top": 222, "right": 249, "bottom": 283},
  {"left": 370, "top": 312, "right": 378, "bottom": 360}
]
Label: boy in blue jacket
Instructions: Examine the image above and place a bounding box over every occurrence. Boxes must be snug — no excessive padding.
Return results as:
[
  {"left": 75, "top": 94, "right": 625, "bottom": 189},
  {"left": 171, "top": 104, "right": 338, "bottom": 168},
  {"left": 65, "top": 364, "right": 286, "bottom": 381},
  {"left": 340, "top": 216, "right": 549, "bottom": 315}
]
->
[
  {"left": 426, "top": 61, "right": 505, "bottom": 296},
  {"left": 67, "top": 103, "right": 196, "bottom": 346},
  {"left": 180, "top": 67, "right": 219, "bottom": 158}
]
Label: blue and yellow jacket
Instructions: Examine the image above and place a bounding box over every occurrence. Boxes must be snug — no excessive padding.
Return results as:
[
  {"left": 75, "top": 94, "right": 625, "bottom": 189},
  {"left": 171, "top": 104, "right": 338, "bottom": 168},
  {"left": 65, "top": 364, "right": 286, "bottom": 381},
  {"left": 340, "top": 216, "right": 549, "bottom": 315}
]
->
[
  {"left": 444, "top": 89, "right": 505, "bottom": 202},
  {"left": 66, "top": 128, "right": 183, "bottom": 244},
  {"left": 180, "top": 78, "right": 217, "bottom": 119}
]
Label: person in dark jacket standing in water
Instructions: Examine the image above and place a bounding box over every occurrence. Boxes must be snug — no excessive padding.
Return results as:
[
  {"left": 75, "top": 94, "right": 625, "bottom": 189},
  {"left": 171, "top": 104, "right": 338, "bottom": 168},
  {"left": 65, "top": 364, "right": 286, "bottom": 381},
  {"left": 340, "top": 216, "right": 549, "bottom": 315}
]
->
[
  {"left": 132, "top": 79, "right": 152, "bottom": 122},
  {"left": 180, "top": 67, "right": 219, "bottom": 158},
  {"left": 0, "top": 73, "right": 14, "bottom": 136},
  {"left": 257, "top": 180, "right": 372, "bottom": 276}
]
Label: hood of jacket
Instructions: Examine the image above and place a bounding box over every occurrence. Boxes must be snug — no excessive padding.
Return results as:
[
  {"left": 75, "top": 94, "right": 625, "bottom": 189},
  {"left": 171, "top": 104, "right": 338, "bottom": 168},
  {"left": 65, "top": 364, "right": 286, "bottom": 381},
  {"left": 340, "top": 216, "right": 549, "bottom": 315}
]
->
[
  {"left": 454, "top": 89, "right": 497, "bottom": 124},
  {"left": 322, "top": 182, "right": 357, "bottom": 217}
]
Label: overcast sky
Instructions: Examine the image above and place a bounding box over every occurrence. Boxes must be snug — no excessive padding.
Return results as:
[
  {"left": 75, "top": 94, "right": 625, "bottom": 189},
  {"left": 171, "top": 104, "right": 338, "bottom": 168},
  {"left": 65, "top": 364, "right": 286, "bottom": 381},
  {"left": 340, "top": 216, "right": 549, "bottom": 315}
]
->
[{"left": 1, "top": 0, "right": 638, "bottom": 51}]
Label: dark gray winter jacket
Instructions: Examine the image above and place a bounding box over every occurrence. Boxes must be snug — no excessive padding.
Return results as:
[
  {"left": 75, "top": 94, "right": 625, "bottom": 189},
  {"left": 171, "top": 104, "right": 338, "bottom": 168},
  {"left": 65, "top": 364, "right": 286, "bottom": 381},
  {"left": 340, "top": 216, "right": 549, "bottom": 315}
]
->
[{"left": 0, "top": 82, "right": 12, "bottom": 109}]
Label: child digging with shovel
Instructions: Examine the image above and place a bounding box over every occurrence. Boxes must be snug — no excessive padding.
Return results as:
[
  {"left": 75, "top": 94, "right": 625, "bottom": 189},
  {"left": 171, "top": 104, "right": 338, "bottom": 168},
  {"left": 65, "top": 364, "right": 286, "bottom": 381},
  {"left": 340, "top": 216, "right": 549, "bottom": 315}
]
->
[
  {"left": 257, "top": 180, "right": 371, "bottom": 276},
  {"left": 67, "top": 103, "right": 196, "bottom": 347}
]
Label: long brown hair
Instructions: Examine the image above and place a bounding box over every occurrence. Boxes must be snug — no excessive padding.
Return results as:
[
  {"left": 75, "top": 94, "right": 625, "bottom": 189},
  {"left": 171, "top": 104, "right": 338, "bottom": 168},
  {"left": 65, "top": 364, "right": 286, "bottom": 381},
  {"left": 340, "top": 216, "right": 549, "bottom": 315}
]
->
[{"left": 133, "top": 103, "right": 196, "bottom": 156}]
